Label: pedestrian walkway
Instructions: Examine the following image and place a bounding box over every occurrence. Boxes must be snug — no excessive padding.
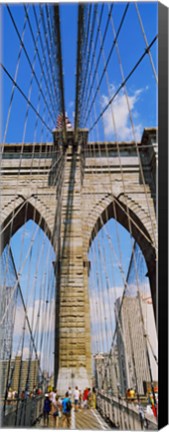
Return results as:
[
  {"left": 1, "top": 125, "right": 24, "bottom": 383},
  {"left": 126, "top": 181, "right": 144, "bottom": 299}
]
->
[
  {"left": 75, "top": 408, "right": 112, "bottom": 430},
  {"left": 35, "top": 407, "right": 113, "bottom": 430}
]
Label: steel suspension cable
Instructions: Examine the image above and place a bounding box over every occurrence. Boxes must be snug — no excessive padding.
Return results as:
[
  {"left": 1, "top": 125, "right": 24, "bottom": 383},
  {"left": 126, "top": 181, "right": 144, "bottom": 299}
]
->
[
  {"left": 53, "top": 5, "right": 67, "bottom": 143},
  {"left": 2, "top": 4, "right": 30, "bottom": 144},
  {"left": 135, "top": 2, "right": 158, "bottom": 83},
  {"left": 79, "top": 5, "right": 98, "bottom": 118},
  {"left": 81, "top": 4, "right": 104, "bottom": 126},
  {"left": 95, "top": 2, "right": 156, "bottom": 336},
  {"left": 0, "top": 5, "right": 66, "bottom": 412},
  {"left": 74, "top": 4, "right": 104, "bottom": 138},
  {"left": 89, "top": 35, "right": 157, "bottom": 133},
  {"left": 82, "top": 3, "right": 114, "bottom": 127},
  {"left": 24, "top": 4, "right": 58, "bottom": 117},
  {"left": 84, "top": 3, "right": 129, "bottom": 127},
  {"left": 40, "top": 4, "right": 62, "bottom": 122},
  {"left": 108, "top": 5, "right": 157, "bottom": 251},
  {"left": 81, "top": 33, "right": 153, "bottom": 394},
  {"left": 6, "top": 5, "right": 56, "bottom": 125},
  {"left": 1, "top": 63, "right": 52, "bottom": 133},
  {"left": 74, "top": 4, "right": 85, "bottom": 142}
]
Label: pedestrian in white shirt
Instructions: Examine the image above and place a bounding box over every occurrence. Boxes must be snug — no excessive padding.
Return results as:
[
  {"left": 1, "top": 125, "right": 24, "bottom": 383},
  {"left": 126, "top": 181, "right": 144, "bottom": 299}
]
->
[{"left": 74, "top": 386, "right": 80, "bottom": 411}]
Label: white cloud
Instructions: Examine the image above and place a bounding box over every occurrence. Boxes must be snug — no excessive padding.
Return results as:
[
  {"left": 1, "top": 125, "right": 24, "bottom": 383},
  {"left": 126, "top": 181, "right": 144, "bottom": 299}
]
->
[
  {"left": 89, "top": 285, "right": 124, "bottom": 328},
  {"left": 17, "top": 346, "right": 31, "bottom": 360},
  {"left": 101, "top": 84, "right": 144, "bottom": 141},
  {"left": 89, "top": 281, "right": 151, "bottom": 329},
  {"left": 13, "top": 298, "right": 55, "bottom": 337}
]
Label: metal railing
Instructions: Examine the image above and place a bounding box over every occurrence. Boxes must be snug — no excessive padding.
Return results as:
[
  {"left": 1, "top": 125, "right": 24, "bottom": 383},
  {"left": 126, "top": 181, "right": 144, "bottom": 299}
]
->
[
  {"left": 96, "top": 392, "right": 157, "bottom": 430},
  {"left": 2, "top": 395, "right": 44, "bottom": 427}
]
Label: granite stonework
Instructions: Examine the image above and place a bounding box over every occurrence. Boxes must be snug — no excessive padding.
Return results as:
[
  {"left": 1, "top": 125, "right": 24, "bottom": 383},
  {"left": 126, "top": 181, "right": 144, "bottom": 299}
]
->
[{"left": 1, "top": 128, "right": 157, "bottom": 391}]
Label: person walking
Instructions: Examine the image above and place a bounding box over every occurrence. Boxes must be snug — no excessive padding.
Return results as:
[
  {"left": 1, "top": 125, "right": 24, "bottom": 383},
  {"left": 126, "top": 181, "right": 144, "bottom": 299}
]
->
[
  {"left": 87, "top": 388, "right": 92, "bottom": 409},
  {"left": 53, "top": 395, "right": 61, "bottom": 428},
  {"left": 74, "top": 386, "right": 80, "bottom": 411},
  {"left": 91, "top": 387, "right": 96, "bottom": 409},
  {"left": 43, "top": 394, "right": 51, "bottom": 426},
  {"left": 62, "top": 391, "right": 72, "bottom": 428},
  {"left": 79, "top": 390, "right": 82, "bottom": 409},
  {"left": 83, "top": 387, "right": 89, "bottom": 409},
  {"left": 49, "top": 388, "right": 57, "bottom": 414},
  {"left": 68, "top": 387, "right": 72, "bottom": 401}
]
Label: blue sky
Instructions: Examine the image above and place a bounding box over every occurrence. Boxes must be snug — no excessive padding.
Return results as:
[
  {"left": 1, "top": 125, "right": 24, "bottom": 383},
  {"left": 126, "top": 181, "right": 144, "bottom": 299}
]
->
[
  {"left": 1, "top": 2, "right": 157, "bottom": 371},
  {"left": 1, "top": 2, "right": 158, "bottom": 143},
  {"left": 59, "top": 2, "right": 158, "bottom": 141}
]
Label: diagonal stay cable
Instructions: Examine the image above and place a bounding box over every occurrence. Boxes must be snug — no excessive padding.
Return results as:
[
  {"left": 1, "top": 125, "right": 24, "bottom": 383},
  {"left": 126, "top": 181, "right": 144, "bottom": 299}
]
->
[
  {"left": 108, "top": 7, "right": 157, "bottom": 251},
  {"left": 7, "top": 5, "right": 56, "bottom": 124},
  {"left": 9, "top": 246, "right": 43, "bottom": 374},
  {"left": 135, "top": 2, "right": 158, "bottom": 83},
  {"left": 81, "top": 4, "right": 105, "bottom": 125},
  {"left": 32, "top": 4, "right": 59, "bottom": 116},
  {"left": 0, "top": 209, "right": 48, "bottom": 328},
  {"left": 84, "top": 3, "right": 129, "bottom": 126},
  {"left": 24, "top": 4, "right": 57, "bottom": 118},
  {"left": 79, "top": 4, "right": 97, "bottom": 110},
  {"left": 74, "top": 4, "right": 85, "bottom": 142},
  {"left": 40, "top": 4, "right": 60, "bottom": 115},
  {"left": 89, "top": 35, "right": 158, "bottom": 133},
  {"left": 2, "top": 4, "right": 29, "bottom": 144},
  {"left": 83, "top": 3, "right": 114, "bottom": 122},
  {"left": 53, "top": 4, "right": 67, "bottom": 143},
  {"left": 74, "top": 4, "right": 105, "bottom": 137},
  {"left": 45, "top": 4, "right": 60, "bottom": 111},
  {"left": 0, "top": 63, "right": 52, "bottom": 133}
]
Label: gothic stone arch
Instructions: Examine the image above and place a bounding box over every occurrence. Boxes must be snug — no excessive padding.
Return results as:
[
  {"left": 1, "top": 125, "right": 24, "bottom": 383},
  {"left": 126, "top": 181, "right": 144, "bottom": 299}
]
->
[
  {"left": 1, "top": 128, "right": 157, "bottom": 393},
  {"left": 83, "top": 193, "right": 156, "bottom": 318}
]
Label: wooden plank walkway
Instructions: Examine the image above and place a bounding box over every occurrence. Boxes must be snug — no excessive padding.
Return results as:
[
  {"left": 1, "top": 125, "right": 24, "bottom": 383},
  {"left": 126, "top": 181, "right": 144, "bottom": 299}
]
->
[
  {"left": 75, "top": 408, "right": 112, "bottom": 430},
  {"left": 35, "top": 407, "right": 113, "bottom": 430}
]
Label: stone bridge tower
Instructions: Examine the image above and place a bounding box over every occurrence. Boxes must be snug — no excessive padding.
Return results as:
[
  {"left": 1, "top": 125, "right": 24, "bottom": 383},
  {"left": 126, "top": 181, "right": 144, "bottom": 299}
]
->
[{"left": 0, "top": 128, "right": 157, "bottom": 393}]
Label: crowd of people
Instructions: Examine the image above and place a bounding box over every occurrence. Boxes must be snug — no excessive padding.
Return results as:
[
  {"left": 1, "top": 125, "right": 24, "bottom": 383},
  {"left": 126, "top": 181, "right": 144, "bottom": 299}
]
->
[
  {"left": 43, "top": 386, "right": 97, "bottom": 428},
  {"left": 7, "top": 383, "right": 157, "bottom": 429},
  {"left": 7, "top": 385, "right": 43, "bottom": 402}
]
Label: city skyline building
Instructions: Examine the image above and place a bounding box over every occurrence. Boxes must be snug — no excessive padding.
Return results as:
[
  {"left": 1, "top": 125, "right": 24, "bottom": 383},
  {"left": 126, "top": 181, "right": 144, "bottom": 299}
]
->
[{"left": 115, "top": 294, "right": 158, "bottom": 396}]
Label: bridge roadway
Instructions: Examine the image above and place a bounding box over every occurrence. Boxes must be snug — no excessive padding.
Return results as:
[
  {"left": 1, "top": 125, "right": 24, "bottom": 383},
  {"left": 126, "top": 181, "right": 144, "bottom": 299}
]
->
[{"left": 36, "top": 407, "right": 112, "bottom": 430}]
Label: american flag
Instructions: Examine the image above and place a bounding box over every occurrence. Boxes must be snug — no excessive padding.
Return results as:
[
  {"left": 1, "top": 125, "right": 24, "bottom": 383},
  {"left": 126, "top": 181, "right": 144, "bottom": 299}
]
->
[
  {"left": 57, "top": 113, "right": 72, "bottom": 130},
  {"left": 57, "top": 113, "right": 63, "bottom": 128}
]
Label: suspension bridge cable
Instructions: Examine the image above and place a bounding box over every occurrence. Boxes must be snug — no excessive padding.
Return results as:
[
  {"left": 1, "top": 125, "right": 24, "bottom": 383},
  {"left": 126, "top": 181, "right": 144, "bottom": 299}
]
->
[
  {"left": 24, "top": 4, "right": 58, "bottom": 117},
  {"left": 84, "top": 3, "right": 129, "bottom": 127},
  {"left": 81, "top": 4, "right": 105, "bottom": 124},
  {"left": 2, "top": 4, "right": 30, "bottom": 144},
  {"left": 108, "top": 6, "right": 157, "bottom": 251},
  {"left": 53, "top": 5, "right": 67, "bottom": 143},
  {"left": 1, "top": 4, "right": 63, "bottom": 284},
  {"left": 1, "top": 6, "right": 65, "bottom": 422},
  {"left": 84, "top": 85, "right": 129, "bottom": 360},
  {"left": 135, "top": 2, "right": 158, "bottom": 83},
  {"left": 74, "top": 4, "right": 85, "bottom": 142},
  {"left": 75, "top": 4, "right": 105, "bottom": 136},
  {"left": 10, "top": 247, "right": 43, "bottom": 366},
  {"left": 7, "top": 5, "right": 56, "bottom": 125},
  {"left": 81, "top": 54, "right": 127, "bottom": 362},
  {"left": 32, "top": 5, "right": 55, "bottom": 107},
  {"left": 1, "top": 63, "right": 53, "bottom": 133},
  {"left": 83, "top": 3, "right": 114, "bottom": 126},
  {"left": 89, "top": 35, "right": 157, "bottom": 133},
  {"left": 46, "top": 4, "right": 61, "bottom": 111},
  {"left": 95, "top": 1, "right": 156, "bottom": 346},
  {"left": 83, "top": 9, "right": 144, "bottom": 294},
  {"left": 79, "top": 5, "right": 98, "bottom": 118}
]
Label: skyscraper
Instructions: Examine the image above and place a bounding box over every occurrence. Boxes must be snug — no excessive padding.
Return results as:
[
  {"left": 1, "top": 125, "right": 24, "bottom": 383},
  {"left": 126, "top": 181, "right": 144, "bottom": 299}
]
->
[{"left": 115, "top": 295, "right": 158, "bottom": 396}]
